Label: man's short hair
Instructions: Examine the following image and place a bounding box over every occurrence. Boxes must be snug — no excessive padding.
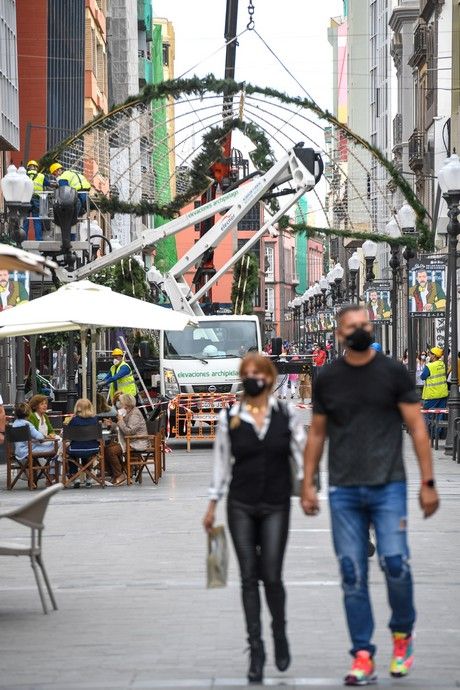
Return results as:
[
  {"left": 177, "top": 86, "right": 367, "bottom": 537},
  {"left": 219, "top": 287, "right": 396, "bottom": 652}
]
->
[{"left": 336, "top": 304, "right": 367, "bottom": 324}]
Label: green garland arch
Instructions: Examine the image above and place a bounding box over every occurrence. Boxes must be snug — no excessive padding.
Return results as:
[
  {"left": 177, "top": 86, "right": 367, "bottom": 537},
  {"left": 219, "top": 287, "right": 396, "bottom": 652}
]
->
[{"left": 38, "top": 74, "right": 431, "bottom": 251}]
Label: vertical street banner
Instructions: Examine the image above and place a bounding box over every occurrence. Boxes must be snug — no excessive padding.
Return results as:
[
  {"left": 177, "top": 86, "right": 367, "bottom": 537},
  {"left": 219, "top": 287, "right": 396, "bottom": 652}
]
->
[
  {"left": 365, "top": 280, "right": 392, "bottom": 322},
  {"left": 408, "top": 254, "right": 447, "bottom": 317}
]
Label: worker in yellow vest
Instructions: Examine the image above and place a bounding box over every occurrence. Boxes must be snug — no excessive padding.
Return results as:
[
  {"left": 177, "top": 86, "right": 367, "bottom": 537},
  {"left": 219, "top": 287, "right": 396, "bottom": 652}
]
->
[
  {"left": 100, "top": 348, "right": 137, "bottom": 403},
  {"left": 420, "top": 346, "right": 448, "bottom": 411},
  {"left": 23, "top": 160, "right": 50, "bottom": 240},
  {"left": 49, "top": 163, "right": 91, "bottom": 217}
]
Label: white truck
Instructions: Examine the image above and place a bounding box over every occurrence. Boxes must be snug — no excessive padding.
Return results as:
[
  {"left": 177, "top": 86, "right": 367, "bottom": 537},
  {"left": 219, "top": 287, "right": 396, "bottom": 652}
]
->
[
  {"left": 161, "top": 314, "right": 261, "bottom": 399},
  {"left": 55, "top": 145, "right": 322, "bottom": 400}
]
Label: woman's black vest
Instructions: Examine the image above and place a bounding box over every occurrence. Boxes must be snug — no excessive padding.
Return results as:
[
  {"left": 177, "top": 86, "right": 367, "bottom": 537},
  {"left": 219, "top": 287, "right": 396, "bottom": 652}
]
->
[{"left": 227, "top": 404, "right": 292, "bottom": 505}]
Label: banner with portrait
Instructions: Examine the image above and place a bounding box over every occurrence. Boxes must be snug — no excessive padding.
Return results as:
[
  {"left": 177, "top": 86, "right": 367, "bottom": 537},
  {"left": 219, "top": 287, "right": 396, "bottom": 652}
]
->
[
  {"left": 408, "top": 255, "right": 447, "bottom": 318},
  {"left": 365, "top": 280, "right": 392, "bottom": 323},
  {"left": 0, "top": 270, "right": 30, "bottom": 312},
  {"left": 306, "top": 311, "right": 335, "bottom": 334}
]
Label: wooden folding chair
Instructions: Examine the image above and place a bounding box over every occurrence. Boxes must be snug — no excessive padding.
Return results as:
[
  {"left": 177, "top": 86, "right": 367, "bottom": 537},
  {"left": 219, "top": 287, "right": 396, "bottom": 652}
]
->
[
  {"left": 125, "top": 419, "right": 161, "bottom": 485},
  {"left": 61, "top": 422, "right": 105, "bottom": 488},
  {"left": 5, "top": 425, "right": 59, "bottom": 491},
  {"left": 0, "top": 483, "right": 63, "bottom": 613}
]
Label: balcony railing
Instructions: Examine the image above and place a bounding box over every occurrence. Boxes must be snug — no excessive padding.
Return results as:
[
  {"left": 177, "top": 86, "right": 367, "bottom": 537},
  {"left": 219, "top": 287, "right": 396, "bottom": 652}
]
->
[
  {"left": 409, "top": 24, "right": 427, "bottom": 67},
  {"left": 408, "top": 130, "right": 425, "bottom": 170},
  {"left": 392, "top": 114, "right": 403, "bottom": 148}
]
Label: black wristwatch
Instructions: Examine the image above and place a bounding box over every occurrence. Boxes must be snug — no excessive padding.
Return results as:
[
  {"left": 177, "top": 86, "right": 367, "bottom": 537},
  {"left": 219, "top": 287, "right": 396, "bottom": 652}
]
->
[{"left": 422, "top": 479, "right": 436, "bottom": 488}]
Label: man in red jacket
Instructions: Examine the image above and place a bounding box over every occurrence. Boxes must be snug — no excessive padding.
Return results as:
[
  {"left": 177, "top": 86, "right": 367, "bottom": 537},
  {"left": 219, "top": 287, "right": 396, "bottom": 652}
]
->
[{"left": 313, "top": 344, "right": 327, "bottom": 367}]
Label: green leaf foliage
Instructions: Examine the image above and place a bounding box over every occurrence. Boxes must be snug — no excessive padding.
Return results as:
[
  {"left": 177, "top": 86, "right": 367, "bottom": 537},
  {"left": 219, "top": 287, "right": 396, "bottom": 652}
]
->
[{"left": 231, "top": 252, "right": 260, "bottom": 315}]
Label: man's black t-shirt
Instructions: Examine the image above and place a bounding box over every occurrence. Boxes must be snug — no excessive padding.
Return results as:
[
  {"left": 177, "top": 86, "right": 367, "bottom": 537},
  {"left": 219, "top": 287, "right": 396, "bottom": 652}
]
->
[{"left": 313, "top": 352, "right": 419, "bottom": 486}]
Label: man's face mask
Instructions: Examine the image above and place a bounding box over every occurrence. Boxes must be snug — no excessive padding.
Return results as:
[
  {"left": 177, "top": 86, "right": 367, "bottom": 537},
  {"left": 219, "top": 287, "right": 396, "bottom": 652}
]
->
[{"left": 345, "top": 327, "right": 373, "bottom": 352}]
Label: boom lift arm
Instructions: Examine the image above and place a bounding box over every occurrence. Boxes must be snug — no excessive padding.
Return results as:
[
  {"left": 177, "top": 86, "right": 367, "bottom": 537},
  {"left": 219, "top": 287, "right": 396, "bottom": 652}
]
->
[{"left": 56, "top": 145, "right": 322, "bottom": 316}]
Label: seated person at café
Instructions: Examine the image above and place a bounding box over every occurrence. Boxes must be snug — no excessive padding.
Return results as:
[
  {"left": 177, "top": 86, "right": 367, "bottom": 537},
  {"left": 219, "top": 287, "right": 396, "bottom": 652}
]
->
[
  {"left": 105, "top": 393, "right": 148, "bottom": 486},
  {"left": 28, "top": 394, "right": 58, "bottom": 437},
  {"left": 66, "top": 398, "right": 100, "bottom": 488},
  {"left": 96, "top": 392, "right": 117, "bottom": 419},
  {"left": 12, "top": 403, "right": 59, "bottom": 482}
]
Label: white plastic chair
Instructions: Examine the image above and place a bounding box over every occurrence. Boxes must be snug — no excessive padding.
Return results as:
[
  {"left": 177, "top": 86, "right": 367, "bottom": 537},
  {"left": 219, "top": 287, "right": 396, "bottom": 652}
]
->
[{"left": 0, "top": 483, "right": 63, "bottom": 614}]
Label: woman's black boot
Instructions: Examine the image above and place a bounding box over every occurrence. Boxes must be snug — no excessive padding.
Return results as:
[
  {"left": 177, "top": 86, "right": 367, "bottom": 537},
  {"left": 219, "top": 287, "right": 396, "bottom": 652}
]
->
[
  {"left": 247, "top": 639, "right": 265, "bottom": 683},
  {"left": 273, "top": 631, "right": 290, "bottom": 672}
]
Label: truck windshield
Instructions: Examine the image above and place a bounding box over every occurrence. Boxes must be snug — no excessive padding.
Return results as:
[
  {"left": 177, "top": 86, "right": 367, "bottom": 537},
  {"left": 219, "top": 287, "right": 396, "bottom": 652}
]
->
[{"left": 164, "top": 320, "right": 258, "bottom": 359}]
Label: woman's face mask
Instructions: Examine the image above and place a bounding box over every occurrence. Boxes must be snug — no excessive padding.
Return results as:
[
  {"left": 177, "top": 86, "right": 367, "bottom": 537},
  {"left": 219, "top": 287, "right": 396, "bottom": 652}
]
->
[{"left": 241, "top": 376, "right": 269, "bottom": 397}]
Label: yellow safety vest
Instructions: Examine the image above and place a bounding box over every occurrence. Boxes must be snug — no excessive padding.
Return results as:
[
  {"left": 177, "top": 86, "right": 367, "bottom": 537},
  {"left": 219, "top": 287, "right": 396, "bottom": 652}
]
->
[
  {"left": 60, "top": 170, "right": 91, "bottom": 192},
  {"left": 108, "top": 361, "right": 137, "bottom": 401},
  {"left": 27, "top": 171, "right": 45, "bottom": 193},
  {"left": 422, "top": 359, "right": 448, "bottom": 400}
]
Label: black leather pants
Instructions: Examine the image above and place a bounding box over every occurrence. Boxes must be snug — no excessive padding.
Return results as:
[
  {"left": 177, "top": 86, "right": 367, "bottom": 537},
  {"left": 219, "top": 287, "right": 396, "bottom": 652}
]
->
[{"left": 227, "top": 498, "right": 290, "bottom": 642}]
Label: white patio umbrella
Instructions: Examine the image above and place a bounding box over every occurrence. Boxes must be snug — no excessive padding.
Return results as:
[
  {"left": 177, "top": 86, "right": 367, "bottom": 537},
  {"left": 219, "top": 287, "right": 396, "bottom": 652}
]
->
[{"left": 0, "top": 280, "right": 196, "bottom": 401}]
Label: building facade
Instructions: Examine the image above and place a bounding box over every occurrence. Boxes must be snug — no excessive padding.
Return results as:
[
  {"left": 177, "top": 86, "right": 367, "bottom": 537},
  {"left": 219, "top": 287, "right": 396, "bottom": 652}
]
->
[
  {"left": 0, "top": 0, "right": 19, "bottom": 156},
  {"left": 0, "top": 0, "right": 19, "bottom": 403}
]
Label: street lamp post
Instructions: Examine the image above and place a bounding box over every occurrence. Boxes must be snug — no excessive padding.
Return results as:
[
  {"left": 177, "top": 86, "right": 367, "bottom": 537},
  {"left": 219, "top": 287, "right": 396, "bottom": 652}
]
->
[
  {"left": 438, "top": 153, "right": 460, "bottom": 455},
  {"left": 348, "top": 252, "right": 360, "bottom": 304},
  {"left": 334, "top": 263, "right": 344, "bottom": 305},
  {"left": 386, "top": 216, "right": 402, "bottom": 360},
  {"left": 397, "top": 203, "right": 418, "bottom": 383},
  {"left": 362, "top": 239, "right": 377, "bottom": 285},
  {"left": 0, "top": 165, "right": 33, "bottom": 244},
  {"left": 327, "top": 269, "right": 336, "bottom": 304},
  {"left": 319, "top": 275, "right": 329, "bottom": 307},
  {"left": 1, "top": 165, "right": 34, "bottom": 403}
]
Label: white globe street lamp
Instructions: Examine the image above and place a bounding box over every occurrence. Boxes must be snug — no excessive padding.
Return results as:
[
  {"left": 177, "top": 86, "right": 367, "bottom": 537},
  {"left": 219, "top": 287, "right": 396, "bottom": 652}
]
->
[
  {"left": 362, "top": 239, "right": 377, "bottom": 283},
  {"left": 396, "top": 203, "right": 417, "bottom": 234},
  {"left": 1, "top": 164, "right": 34, "bottom": 244},
  {"left": 348, "top": 252, "right": 360, "bottom": 303}
]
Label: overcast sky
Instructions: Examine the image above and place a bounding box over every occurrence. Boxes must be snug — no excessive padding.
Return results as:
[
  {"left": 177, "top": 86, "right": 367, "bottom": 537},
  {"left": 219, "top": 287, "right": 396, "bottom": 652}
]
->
[
  {"left": 152, "top": 1, "right": 344, "bottom": 221},
  {"left": 153, "top": 0, "right": 343, "bottom": 111}
]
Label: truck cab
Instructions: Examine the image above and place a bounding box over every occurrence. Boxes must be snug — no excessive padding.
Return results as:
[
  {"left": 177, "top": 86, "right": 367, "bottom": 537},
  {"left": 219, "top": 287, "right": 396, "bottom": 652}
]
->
[{"left": 160, "top": 315, "right": 261, "bottom": 398}]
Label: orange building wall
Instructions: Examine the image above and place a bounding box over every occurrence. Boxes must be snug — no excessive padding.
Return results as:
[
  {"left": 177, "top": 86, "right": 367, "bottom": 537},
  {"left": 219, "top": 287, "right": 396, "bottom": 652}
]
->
[
  {"left": 11, "top": 2, "right": 48, "bottom": 165},
  {"left": 174, "top": 203, "right": 236, "bottom": 304}
]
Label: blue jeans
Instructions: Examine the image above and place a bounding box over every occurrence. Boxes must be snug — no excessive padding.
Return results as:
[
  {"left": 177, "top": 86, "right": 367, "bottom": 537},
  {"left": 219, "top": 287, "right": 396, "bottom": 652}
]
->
[
  {"left": 329, "top": 481, "right": 416, "bottom": 657},
  {"left": 23, "top": 196, "right": 43, "bottom": 240}
]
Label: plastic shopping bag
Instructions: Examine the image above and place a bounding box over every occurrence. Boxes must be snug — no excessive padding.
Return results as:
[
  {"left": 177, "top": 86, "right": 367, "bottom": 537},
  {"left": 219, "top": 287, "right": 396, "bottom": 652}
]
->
[{"left": 207, "top": 525, "right": 228, "bottom": 589}]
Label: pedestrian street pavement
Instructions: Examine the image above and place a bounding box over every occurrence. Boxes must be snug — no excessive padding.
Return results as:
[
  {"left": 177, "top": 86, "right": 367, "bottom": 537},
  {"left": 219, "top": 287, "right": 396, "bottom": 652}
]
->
[{"left": 0, "top": 425, "right": 459, "bottom": 690}]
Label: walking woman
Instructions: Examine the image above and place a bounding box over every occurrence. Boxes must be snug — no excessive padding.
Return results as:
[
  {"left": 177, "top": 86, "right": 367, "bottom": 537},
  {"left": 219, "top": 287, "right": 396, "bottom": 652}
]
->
[{"left": 203, "top": 353, "right": 305, "bottom": 683}]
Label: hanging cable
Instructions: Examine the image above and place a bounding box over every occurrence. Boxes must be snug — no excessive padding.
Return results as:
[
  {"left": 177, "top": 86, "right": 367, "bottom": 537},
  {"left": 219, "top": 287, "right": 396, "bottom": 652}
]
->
[
  {"left": 253, "top": 29, "right": 318, "bottom": 106},
  {"left": 177, "top": 28, "right": 249, "bottom": 80}
]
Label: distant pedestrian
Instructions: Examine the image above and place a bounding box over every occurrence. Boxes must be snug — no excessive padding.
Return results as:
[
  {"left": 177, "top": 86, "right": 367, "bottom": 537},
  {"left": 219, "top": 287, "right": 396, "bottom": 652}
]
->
[
  {"left": 203, "top": 352, "right": 304, "bottom": 683},
  {"left": 302, "top": 305, "right": 439, "bottom": 685},
  {"left": 289, "top": 355, "right": 300, "bottom": 399},
  {"left": 313, "top": 344, "right": 327, "bottom": 367}
]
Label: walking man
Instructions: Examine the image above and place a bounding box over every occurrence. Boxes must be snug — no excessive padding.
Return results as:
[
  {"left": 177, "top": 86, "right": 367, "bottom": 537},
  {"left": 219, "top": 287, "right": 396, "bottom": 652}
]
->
[{"left": 302, "top": 305, "right": 439, "bottom": 686}]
